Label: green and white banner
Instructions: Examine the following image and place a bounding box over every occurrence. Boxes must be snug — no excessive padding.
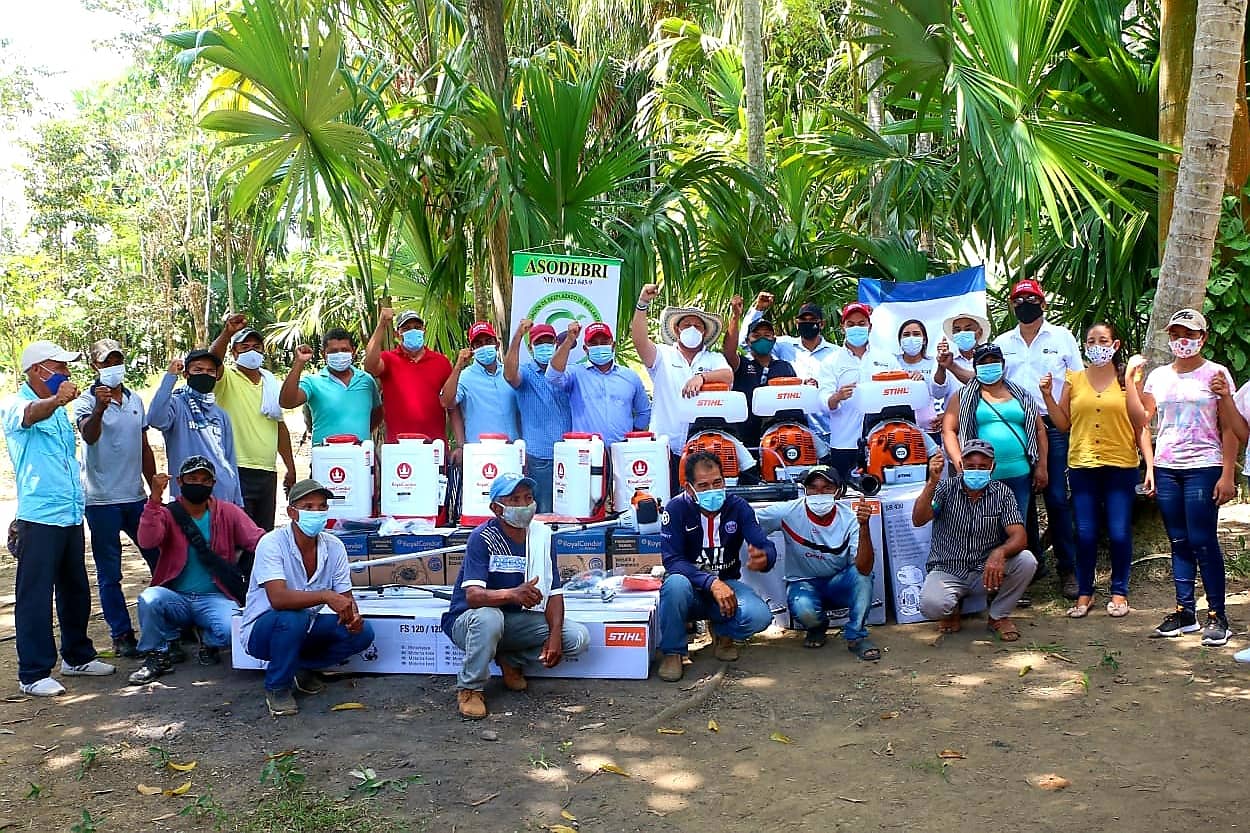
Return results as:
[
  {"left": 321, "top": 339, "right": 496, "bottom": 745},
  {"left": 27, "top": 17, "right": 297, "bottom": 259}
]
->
[{"left": 510, "top": 251, "right": 622, "bottom": 362}]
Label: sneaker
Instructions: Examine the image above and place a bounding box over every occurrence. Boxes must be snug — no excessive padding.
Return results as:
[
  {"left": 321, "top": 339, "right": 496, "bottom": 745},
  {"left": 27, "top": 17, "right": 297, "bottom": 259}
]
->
[
  {"left": 128, "top": 653, "right": 173, "bottom": 686},
  {"left": 197, "top": 646, "right": 221, "bottom": 666},
  {"left": 293, "top": 670, "right": 325, "bottom": 695},
  {"left": 713, "top": 635, "right": 739, "bottom": 662},
  {"left": 60, "top": 659, "right": 116, "bottom": 677},
  {"left": 266, "top": 688, "right": 299, "bottom": 717},
  {"left": 457, "top": 689, "right": 487, "bottom": 719},
  {"left": 499, "top": 662, "right": 528, "bottom": 692},
  {"left": 1234, "top": 646, "right": 1250, "bottom": 663},
  {"left": 166, "top": 641, "right": 188, "bottom": 664},
  {"left": 113, "top": 633, "right": 141, "bottom": 659},
  {"left": 1059, "top": 572, "right": 1079, "bottom": 601},
  {"left": 657, "top": 654, "right": 685, "bottom": 682},
  {"left": 1151, "top": 607, "right": 1200, "bottom": 638},
  {"left": 1201, "top": 612, "right": 1230, "bottom": 647},
  {"left": 19, "top": 677, "right": 66, "bottom": 697}
]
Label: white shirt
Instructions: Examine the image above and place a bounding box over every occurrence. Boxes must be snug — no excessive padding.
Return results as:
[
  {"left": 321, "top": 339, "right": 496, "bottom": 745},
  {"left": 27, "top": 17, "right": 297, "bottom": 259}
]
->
[
  {"left": 755, "top": 497, "right": 861, "bottom": 581},
  {"left": 994, "top": 321, "right": 1083, "bottom": 415},
  {"left": 817, "top": 346, "right": 901, "bottom": 449},
  {"left": 646, "top": 343, "right": 732, "bottom": 454},
  {"left": 238, "top": 525, "right": 352, "bottom": 647},
  {"left": 897, "top": 354, "right": 950, "bottom": 408},
  {"left": 1235, "top": 381, "right": 1250, "bottom": 474}
]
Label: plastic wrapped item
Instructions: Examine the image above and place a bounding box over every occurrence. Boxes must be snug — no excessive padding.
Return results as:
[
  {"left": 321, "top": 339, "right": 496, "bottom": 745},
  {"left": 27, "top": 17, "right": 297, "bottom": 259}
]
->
[
  {"left": 376, "top": 517, "right": 439, "bottom": 536},
  {"left": 563, "top": 569, "right": 608, "bottom": 592}
]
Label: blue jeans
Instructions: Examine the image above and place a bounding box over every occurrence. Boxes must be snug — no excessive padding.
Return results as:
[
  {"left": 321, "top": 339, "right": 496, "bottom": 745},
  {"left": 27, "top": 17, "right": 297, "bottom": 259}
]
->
[
  {"left": 997, "top": 474, "right": 1033, "bottom": 524},
  {"left": 1068, "top": 466, "right": 1137, "bottom": 598},
  {"left": 135, "top": 587, "right": 237, "bottom": 653},
  {"left": 1154, "top": 466, "right": 1226, "bottom": 616},
  {"left": 13, "top": 521, "right": 97, "bottom": 684},
  {"left": 787, "top": 568, "right": 873, "bottom": 642},
  {"left": 658, "top": 574, "right": 772, "bottom": 655},
  {"left": 1040, "top": 423, "right": 1076, "bottom": 574},
  {"left": 527, "top": 454, "right": 555, "bottom": 514},
  {"left": 85, "top": 500, "right": 159, "bottom": 639},
  {"left": 246, "top": 610, "right": 376, "bottom": 692}
]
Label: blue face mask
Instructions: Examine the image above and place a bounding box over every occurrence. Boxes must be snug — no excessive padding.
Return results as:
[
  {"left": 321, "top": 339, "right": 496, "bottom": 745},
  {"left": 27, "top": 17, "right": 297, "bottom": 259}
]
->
[
  {"left": 401, "top": 329, "right": 425, "bottom": 351},
  {"left": 42, "top": 371, "right": 70, "bottom": 396},
  {"left": 692, "top": 487, "right": 726, "bottom": 513},
  {"left": 961, "top": 468, "right": 992, "bottom": 491},
  {"left": 587, "top": 345, "right": 615, "bottom": 366},
  {"left": 952, "top": 330, "right": 978, "bottom": 353},
  {"left": 474, "top": 345, "right": 498, "bottom": 366},
  {"left": 295, "top": 509, "right": 329, "bottom": 537},
  {"left": 900, "top": 335, "right": 925, "bottom": 357},
  {"left": 975, "top": 363, "right": 1004, "bottom": 385},
  {"left": 845, "top": 326, "right": 870, "bottom": 348},
  {"left": 532, "top": 343, "right": 556, "bottom": 365}
]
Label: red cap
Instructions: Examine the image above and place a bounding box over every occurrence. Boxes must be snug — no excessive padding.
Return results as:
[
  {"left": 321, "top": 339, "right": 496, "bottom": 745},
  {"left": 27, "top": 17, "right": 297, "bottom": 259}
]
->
[
  {"left": 468, "top": 321, "right": 497, "bottom": 342},
  {"left": 1010, "top": 279, "right": 1044, "bottom": 300},
  {"left": 841, "top": 302, "right": 873, "bottom": 321},
  {"left": 528, "top": 323, "right": 557, "bottom": 342},
  {"left": 583, "top": 322, "right": 614, "bottom": 344}
]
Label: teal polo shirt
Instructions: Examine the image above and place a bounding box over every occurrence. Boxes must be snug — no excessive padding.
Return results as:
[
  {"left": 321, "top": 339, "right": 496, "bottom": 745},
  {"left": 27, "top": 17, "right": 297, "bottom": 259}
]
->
[
  {"left": 2, "top": 384, "right": 85, "bottom": 526},
  {"left": 299, "top": 367, "right": 381, "bottom": 444}
]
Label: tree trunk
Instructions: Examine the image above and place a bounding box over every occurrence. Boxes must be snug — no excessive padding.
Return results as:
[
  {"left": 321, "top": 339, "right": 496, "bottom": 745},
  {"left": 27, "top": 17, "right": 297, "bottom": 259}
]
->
[
  {"left": 1227, "top": 50, "right": 1250, "bottom": 208},
  {"left": 742, "top": 0, "right": 766, "bottom": 170},
  {"left": 1146, "top": 0, "right": 1249, "bottom": 364},
  {"left": 862, "top": 23, "right": 886, "bottom": 237},
  {"left": 1159, "top": 0, "right": 1197, "bottom": 258}
]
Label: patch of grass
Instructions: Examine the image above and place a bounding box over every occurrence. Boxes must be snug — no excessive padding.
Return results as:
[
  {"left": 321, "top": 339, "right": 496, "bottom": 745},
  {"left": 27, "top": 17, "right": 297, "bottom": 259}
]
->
[
  {"left": 238, "top": 790, "right": 408, "bottom": 833},
  {"left": 260, "top": 753, "right": 306, "bottom": 790},
  {"left": 1097, "top": 648, "right": 1121, "bottom": 672},
  {"left": 24, "top": 782, "right": 43, "bottom": 800},
  {"left": 909, "top": 757, "right": 951, "bottom": 783},
  {"left": 347, "top": 767, "right": 422, "bottom": 798},
  {"left": 1225, "top": 546, "right": 1250, "bottom": 578},
  {"left": 178, "top": 791, "right": 228, "bottom": 830},
  {"left": 148, "top": 745, "right": 171, "bottom": 771},
  {"left": 77, "top": 744, "right": 114, "bottom": 780},
  {"left": 70, "top": 810, "right": 100, "bottom": 833},
  {"left": 529, "top": 747, "right": 554, "bottom": 770}
]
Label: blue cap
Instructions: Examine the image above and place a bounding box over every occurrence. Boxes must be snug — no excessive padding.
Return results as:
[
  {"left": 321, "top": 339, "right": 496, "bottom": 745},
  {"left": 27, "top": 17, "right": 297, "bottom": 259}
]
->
[{"left": 488, "top": 472, "right": 537, "bottom": 503}]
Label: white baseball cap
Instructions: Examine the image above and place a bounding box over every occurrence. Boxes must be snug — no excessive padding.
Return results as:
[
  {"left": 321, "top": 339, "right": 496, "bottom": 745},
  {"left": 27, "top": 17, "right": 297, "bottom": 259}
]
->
[{"left": 20, "top": 341, "right": 81, "bottom": 372}]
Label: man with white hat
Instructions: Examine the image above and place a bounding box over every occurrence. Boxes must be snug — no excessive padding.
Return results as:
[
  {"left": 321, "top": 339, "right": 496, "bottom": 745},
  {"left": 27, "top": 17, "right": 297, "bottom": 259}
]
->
[
  {"left": 211, "top": 314, "right": 297, "bottom": 531},
  {"left": 3, "top": 341, "right": 115, "bottom": 695},
  {"left": 631, "top": 284, "right": 734, "bottom": 485},
  {"left": 73, "top": 339, "right": 159, "bottom": 658},
  {"left": 935, "top": 310, "right": 991, "bottom": 394}
]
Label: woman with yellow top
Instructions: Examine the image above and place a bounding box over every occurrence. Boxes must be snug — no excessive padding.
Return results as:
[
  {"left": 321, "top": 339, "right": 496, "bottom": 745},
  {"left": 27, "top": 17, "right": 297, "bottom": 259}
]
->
[{"left": 1040, "top": 323, "right": 1151, "bottom": 618}]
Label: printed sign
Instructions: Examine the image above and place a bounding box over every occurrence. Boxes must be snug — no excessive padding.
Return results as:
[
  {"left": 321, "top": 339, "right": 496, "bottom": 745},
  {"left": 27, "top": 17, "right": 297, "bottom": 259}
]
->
[{"left": 510, "top": 251, "right": 623, "bottom": 363}]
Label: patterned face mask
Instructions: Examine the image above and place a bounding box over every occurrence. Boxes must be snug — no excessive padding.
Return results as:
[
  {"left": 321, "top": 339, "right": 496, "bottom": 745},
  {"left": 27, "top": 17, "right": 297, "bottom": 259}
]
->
[
  {"left": 1084, "top": 344, "right": 1116, "bottom": 366},
  {"left": 1168, "top": 338, "right": 1201, "bottom": 359}
]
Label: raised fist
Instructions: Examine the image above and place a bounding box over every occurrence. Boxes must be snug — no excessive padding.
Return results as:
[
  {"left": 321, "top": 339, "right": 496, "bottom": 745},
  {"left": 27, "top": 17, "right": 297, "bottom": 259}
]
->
[
  {"left": 927, "top": 452, "right": 946, "bottom": 481},
  {"left": 638, "top": 284, "right": 660, "bottom": 305},
  {"left": 518, "top": 319, "right": 533, "bottom": 336},
  {"left": 754, "top": 291, "right": 774, "bottom": 311},
  {"left": 168, "top": 358, "right": 184, "bottom": 375},
  {"left": 223, "top": 313, "right": 247, "bottom": 335},
  {"left": 54, "top": 382, "right": 79, "bottom": 406},
  {"left": 566, "top": 321, "right": 582, "bottom": 339},
  {"left": 730, "top": 295, "right": 744, "bottom": 318},
  {"left": 294, "top": 345, "right": 315, "bottom": 364},
  {"left": 936, "top": 339, "right": 953, "bottom": 367},
  {"left": 456, "top": 348, "right": 474, "bottom": 368},
  {"left": 1039, "top": 372, "right": 1053, "bottom": 397},
  {"left": 151, "top": 472, "right": 170, "bottom": 499},
  {"left": 380, "top": 307, "right": 395, "bottom": 324}
]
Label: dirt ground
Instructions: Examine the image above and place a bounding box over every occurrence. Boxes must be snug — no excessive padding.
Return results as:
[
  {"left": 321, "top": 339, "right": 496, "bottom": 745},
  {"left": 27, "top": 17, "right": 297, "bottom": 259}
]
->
[{"left": 1, "top": 426, "right": 1249, "bottom": 831}]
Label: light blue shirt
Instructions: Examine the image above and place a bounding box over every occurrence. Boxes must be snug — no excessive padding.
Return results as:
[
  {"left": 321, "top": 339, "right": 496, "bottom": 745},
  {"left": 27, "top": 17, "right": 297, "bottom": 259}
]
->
[
  {"left": 512, "top": 361, "right": 571, "bottom": 459},
  {"left": 545, "top": 361, "right": 652, "bottom": 447},
  {"left": 298, "top": 367, "right": 380, "bottom": 445},
  {"left": 2, "top": 384, "right": 85, "bottom": 526},
  {"left": 456, "top": 361, "right": 519, "bottom": 442},
  {"left": 146, "top": 373, "right": 243, "bottom": 506}
]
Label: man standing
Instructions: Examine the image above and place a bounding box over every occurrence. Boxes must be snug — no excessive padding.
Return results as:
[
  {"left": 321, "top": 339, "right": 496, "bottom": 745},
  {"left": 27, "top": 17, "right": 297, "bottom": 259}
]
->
[
  {"left": 722, "top": 296, "right": 798, "bottom": 448},
  {"left": 210, "top": 315, "right": 297, "bottom": 530},
  {"left": 147, "top": 350, "right": 242, "bottom": 506},
  {"left": 631, "top": 284, "right": 733, "bottom": 483},
  {"left": 74, "top": 339, "right": 159, "bottom": 658},
  {"left": 546, "top": 321, "right": 651, "bottom": 446},
  {"left": 755, "top": 466, "right": 880, "bottom": 659},
  {"left": 130, "top": 457, "right": 264, "bottom": 684},
  {"left": 741, "top": 294, "right": 838, "bottom": 446},
  {"left": 934, "top": 310, "right": 990, "bottom": 395},
  {"left": 279, "top": 328, "right": 381, "bottom": 445},
  {"left": 993, "top": 279, "right": 1082, "bottom": 599},
  {"left": 656, "top": 452, "right": 776, "bottom": 682},
  {"left": 443, "top": 472, "right": 590, "bottom": 718},
  {"left": 440, "top": 321, "right": 520, "bottom": 445},
  {"left": 239, "top": 479, "right": 376, "bottom": 717},
  {"left": 3, "top": 341, "right": 115, "bottom": 695},
  {"left": 818, "top": 303, "right": 900, "bottom": 478},
  {"left": 364, "top": 307, "right": 453, "bottom": 444},
  {"left": 912, "top": 441, "right": 1037, "bottom": 641},
  {"left": 503, "top": 320, "right": 571, "bottom": 513}
]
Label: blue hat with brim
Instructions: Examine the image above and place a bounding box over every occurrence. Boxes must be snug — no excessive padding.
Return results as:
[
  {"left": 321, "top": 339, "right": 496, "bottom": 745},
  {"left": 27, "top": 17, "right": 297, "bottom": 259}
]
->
[{"left": 489, "top": 472, "right": 537, "bottom": 503}]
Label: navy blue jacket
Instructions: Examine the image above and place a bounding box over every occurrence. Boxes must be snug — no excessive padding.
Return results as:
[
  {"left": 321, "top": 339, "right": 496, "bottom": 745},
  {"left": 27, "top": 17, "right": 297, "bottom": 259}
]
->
[{"left": 660, "top": 493, "right": 777, "bottom": 592}]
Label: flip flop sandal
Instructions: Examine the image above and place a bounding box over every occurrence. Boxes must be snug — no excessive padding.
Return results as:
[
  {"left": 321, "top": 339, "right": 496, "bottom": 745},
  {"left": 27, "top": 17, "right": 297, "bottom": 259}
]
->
[
  {"left": 987, "top": 617, "right": 1021, "bottom": 642},
  {"left": 1106, "top": 600, "right": 1131, "bottom": 618},
  {"left": 937, "top": 612, "right": 962, "bottom": 634},
  {"left": 804, "top": 630, "right": 828, "bottom": 649},
  {"left": 848, "top": 638, "right": 881, "bottom": 662},
  {"left": 1066, "top": 602, "right": 1093, "bottom": 619}
]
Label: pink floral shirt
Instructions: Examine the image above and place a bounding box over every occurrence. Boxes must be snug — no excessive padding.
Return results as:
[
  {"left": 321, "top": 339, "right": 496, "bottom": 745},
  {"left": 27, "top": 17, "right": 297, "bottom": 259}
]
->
[{"left": 1144, "top": 360, "right": 1235, "bottom": 469}]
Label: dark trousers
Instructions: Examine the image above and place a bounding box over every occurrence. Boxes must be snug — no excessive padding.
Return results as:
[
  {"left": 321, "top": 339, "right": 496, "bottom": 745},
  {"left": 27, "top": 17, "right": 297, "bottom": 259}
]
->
[
  {"left": 239, "top": 468, "right": 277, "bottom": 532},
  {"left": 827, "top": 448, "right": 859, "bottom": 482},
  {"left": 1031, "top": 422, "right": 1076, "bottom": 575},
  {"left": 1068, "top": 466, "right": 1137, "bottom": 598},
  {"left": 247, "top": 610, "right": 375, "bottom": 692},
  {"left": 13, "top": 521, "right": 97, "bottom": 684},
  {"left": 1155, "top": 466, "right": 1226, "bottom": 616},
  {"left": 84, "top": 500, "right": 159, "bottom": 640}
]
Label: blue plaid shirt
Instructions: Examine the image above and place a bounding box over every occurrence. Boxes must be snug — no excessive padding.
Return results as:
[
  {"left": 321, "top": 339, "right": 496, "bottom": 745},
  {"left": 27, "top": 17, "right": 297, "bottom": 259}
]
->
[{"left": 512, "top": 361, "right": 571, "bottom": 459}]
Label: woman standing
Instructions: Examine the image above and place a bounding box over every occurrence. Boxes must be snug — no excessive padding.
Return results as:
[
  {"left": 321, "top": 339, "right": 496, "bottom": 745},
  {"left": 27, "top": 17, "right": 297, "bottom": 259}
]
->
[
  {"left": 896, "top": 319, "right": 945, "bottom": 432},
  {"left": 1041, "top": 323, "right": 1149, "bottom": 618},
  {"left": 1126, "top": 309, "right": 1247, "bottom": 646},
  {"left": 942, "top": 344, "right": 1048, "bottom": 521}
]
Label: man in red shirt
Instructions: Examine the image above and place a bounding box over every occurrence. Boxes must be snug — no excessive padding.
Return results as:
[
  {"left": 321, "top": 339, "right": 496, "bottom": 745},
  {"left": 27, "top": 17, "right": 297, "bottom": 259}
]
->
[{"left": 364, "top": 307, "right": 455, "bottom": 446}]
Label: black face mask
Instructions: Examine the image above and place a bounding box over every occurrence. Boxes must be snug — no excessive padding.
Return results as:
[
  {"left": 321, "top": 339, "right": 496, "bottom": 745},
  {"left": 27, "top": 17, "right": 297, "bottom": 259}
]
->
[
  {"left": 180, "top": 482, "right": 213, "bottom": 504},
  {"left": 797, "top": 321, "right": 822, "bottom": 340},
  {"left": 1013, "top": 302, "right": 1044, "bottom": 325},
  {"left": 186, "top": 374, "right": 217, "bottom": 394}
]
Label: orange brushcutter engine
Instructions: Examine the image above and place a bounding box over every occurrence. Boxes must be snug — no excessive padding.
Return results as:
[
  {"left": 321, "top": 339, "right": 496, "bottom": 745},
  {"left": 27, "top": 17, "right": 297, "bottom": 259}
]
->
[
  {"left": 759, "top": 423, "right": 820, "bottom": 481},
  {"left": 853, "top": 370, "right": 932, "bottom": 493},
  {"left": 678, "top": 430, "right": 742, "bottom": 489}
]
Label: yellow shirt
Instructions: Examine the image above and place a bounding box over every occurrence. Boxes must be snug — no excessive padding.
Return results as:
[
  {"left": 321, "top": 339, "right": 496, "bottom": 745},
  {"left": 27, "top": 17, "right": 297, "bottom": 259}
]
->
[
  {"left": 216, "top": 366, "right": 278, "bottom": 471},
  {"left": 1066, "top": 370, "right": 1138, "bottom": 469}
]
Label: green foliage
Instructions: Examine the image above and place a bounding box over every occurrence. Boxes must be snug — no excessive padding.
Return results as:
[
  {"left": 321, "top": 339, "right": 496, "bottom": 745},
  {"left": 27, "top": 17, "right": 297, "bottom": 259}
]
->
[
  {"left": 260, "top": 752, "right": 306, "bottom": 790},
  {"left": 1202, "top": 187, "right": 1250, "bottom": 378},
  {"left": 70, "top": 810, "right": 100, "bottom": 833}
]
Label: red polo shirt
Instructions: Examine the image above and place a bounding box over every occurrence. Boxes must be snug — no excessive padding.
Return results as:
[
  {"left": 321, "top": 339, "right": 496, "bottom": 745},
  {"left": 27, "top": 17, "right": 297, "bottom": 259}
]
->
[{"left": 377, "top": 347, "right": 453, "bottom": 442}]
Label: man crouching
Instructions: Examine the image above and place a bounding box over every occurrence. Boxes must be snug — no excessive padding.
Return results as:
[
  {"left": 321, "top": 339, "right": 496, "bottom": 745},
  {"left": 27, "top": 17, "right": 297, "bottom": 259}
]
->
[{"left": 443, "top": 472, "right": 590, "bottom": 719}]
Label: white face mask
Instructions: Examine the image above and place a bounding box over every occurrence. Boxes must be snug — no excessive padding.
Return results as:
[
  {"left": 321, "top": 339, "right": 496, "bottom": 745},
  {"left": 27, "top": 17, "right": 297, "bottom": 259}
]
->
[
  {"left": 1084, "top": 343, "right": 1116, "bottom": 367},
  {"left": 805, "top": 494, "right": 837, "bottom": 516},
  {"left": 235, "top": 349, "right": 264, "bottom": 370},
  {"left": 97, "top": 365, "right": 126, "bottom": 389},
  {"left": 679, "top": 326, "right": 704, "bottom": 349}
]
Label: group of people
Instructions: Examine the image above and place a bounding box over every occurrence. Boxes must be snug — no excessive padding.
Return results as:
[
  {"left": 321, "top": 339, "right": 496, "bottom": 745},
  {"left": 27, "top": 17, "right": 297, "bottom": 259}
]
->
[{"left": 4, "top": 277, "right": 1249, "bottom": 719}]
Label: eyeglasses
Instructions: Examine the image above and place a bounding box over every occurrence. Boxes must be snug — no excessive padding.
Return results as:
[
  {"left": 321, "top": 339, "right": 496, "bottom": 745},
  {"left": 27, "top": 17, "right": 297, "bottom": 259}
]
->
[{"left": 1011, "top": 297, "right": 1042, "bottom": 306}]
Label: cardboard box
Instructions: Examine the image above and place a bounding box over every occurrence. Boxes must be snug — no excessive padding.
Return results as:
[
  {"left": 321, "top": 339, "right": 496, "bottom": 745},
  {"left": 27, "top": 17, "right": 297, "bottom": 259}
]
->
[
  {"left": 611, "top": 553, "right": 663, "bottom": 574},
  {"left": 556, "top": 554, "right": 608, "bottom": 582},
  {"left": 552, "top": 527, "right": 607, "bottom": 556},
  {"left": 328, "top": 530, "right": 370, "bottom": 557},
  {"left": 231, "top": 590, "right": 659, "bottom": 679},
  {"left": 366, "top": 534, "right": 448, "bottom": 586},
  {"left": 608, "top": 530, "right": 662, "bottom": 556}
]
